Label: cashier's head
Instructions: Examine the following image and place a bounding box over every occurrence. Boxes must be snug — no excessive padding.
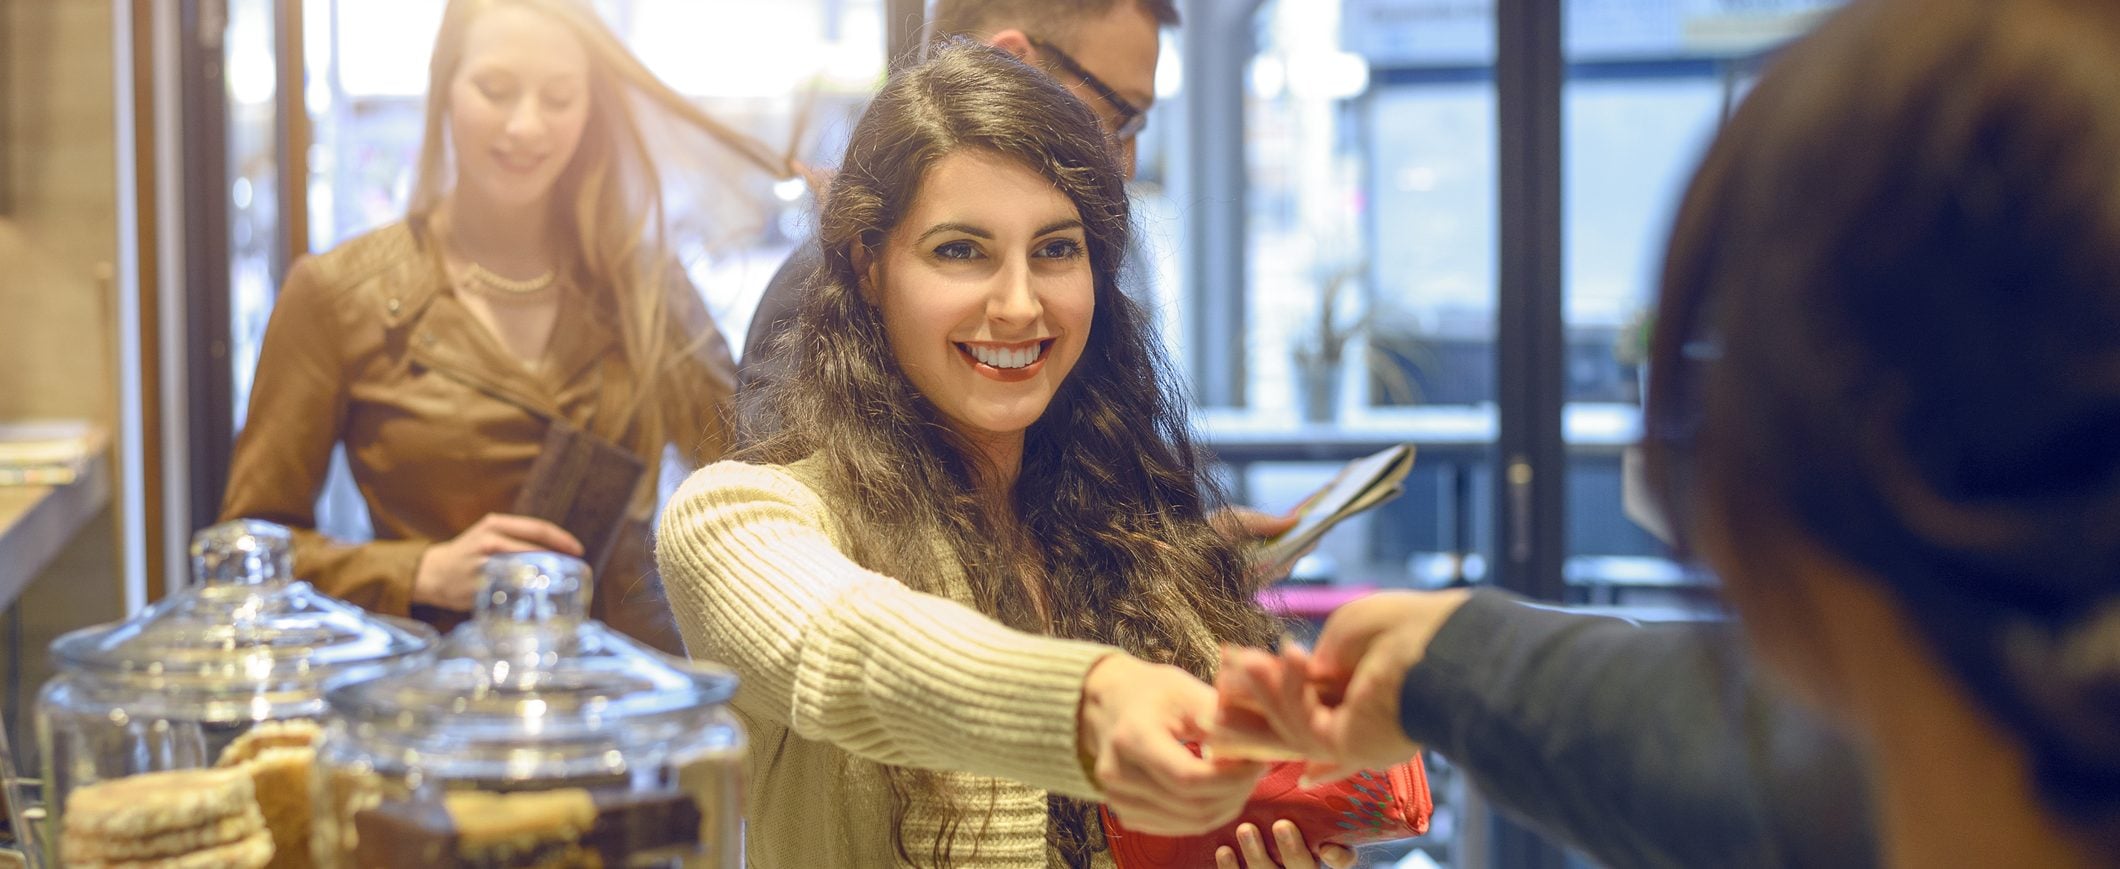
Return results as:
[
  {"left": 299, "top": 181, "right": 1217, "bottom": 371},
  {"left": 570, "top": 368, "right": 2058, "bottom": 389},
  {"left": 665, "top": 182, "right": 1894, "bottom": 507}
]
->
[{"left": 1646, "top": 0, "right": 2120, "bottom": 842}]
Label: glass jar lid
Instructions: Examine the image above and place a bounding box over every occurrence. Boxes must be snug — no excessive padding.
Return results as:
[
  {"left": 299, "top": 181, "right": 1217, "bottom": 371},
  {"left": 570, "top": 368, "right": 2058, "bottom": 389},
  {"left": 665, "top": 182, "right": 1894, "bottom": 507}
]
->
[
  {"left": 48, "top": 520, "right": 438, "bottom": 695},
  {"left": 324, "top": 552, "right": 737, "bottom": 747}
]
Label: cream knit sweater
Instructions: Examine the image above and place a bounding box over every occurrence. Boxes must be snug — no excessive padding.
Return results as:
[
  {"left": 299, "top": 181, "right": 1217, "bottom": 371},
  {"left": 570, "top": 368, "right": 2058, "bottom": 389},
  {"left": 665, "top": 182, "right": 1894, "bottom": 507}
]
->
[{"left": 657, "top": 460, "right": 1126, "bottom": 868}]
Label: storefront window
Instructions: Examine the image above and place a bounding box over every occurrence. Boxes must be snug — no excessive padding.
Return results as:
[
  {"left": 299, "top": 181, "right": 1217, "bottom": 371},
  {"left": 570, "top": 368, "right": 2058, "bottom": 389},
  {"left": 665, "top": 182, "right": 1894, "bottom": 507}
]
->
[
  {"left": 1560, "top": 0, "right": 1841, "bottom": 612},
  {"left": 228, "top": 0, "right": 281, "bottom": 432},
  {"left": 1199, "top": 0, "right": 1502, "bottom": 597},
  {"left": 1169, "top": 1, "right": 1841, "bottom": 860},
  {"left": 1174, "top": 0, "right": 1844, "bottom": 600}
]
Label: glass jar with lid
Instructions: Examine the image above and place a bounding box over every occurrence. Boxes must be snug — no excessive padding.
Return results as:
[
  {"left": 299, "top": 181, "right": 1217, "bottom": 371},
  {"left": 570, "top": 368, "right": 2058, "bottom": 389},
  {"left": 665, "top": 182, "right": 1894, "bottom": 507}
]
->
[
  {"left": 33, "top": 519, "right": 438, "bottom": 867},
  {"left": 313, "top": 552, "right": 744, "bottom": 868}
]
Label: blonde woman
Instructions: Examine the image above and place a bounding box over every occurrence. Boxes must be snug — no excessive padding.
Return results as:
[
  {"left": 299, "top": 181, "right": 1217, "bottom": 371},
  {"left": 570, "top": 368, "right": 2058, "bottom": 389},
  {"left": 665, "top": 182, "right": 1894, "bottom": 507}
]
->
[{"left": 222, "top": 0, "right": 785, "bottom": 650}]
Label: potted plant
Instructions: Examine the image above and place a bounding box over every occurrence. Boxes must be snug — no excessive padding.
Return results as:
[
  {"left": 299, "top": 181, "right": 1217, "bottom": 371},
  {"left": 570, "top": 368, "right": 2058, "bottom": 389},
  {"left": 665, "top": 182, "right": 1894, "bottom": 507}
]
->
[{"left": 1292, "top": 260, "right": 1370, "bottom": 424}]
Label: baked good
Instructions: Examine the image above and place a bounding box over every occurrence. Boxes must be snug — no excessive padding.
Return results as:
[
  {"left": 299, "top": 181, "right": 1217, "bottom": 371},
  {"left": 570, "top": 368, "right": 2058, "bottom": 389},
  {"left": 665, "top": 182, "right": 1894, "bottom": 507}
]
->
[
  {"left": 61, "top": 767, "right": 274, "bottom": 867},
  {"left": 447, "top": 789, "right": 599, "bottom": 862},
  {"left": 245, "top": 747, "right": 316, "bottom": 869},
  {"left": 346, "top": 788, "right": 702, "bottom": 867},
  {"left": 62, "top": 767, "right": 257, "bottom": 839},
  {"left": 215, "top": 720, "right": 322, "bottom": 768},
  {"left": 212, "top": 720, "right": 324, "bottom": 869},
  {"left": 575, "top": 789, "right": 702, "bottom": 861},
  {"left": 73, "top": 829, "right": 275, "bottom": 869},
  {"left": 62, "top": 812, "right": 260, "bottom": 862}
]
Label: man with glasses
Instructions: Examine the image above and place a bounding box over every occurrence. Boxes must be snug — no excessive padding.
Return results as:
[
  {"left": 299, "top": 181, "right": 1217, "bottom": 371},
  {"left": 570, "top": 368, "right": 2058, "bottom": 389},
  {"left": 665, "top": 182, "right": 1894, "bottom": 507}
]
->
[{"left": 737, "top": 0, "right": 1174, "bottom": 391}]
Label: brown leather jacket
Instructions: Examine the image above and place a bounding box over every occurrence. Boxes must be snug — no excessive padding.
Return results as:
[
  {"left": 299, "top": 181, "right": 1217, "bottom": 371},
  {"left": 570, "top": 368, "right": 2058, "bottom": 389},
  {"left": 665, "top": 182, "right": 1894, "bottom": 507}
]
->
[{"left": 219, "top": 221, "right": 735, "bottom": 653}]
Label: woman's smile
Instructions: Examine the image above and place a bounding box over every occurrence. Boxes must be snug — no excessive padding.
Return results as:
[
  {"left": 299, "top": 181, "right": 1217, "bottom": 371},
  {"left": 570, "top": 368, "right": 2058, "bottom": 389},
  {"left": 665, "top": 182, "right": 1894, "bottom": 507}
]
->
[
  {"left": 956, "top": 339, "right": 1056, "bottom": 381},
  {"left": 492, "top": 147, "right": 550, "bottom": 175},
  {"left": 874, "top": 148, "right": 1095, "bottom": 441}
]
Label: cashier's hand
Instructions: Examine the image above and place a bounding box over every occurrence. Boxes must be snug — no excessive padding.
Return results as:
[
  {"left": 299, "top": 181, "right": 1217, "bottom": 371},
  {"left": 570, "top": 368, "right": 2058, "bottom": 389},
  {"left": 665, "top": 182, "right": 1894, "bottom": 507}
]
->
[
  {"left": 1212, "top": 590, "right": 1471, "bottom": 786},
  {"left": 1216, "top": 820, "right": 1358, "bottom": 869},
  {"left": 413, "top": 513, "right": 584, "bottom": 611},
  {"left": 1078, "top": 655, "right": 1266, "bottom": 836}
]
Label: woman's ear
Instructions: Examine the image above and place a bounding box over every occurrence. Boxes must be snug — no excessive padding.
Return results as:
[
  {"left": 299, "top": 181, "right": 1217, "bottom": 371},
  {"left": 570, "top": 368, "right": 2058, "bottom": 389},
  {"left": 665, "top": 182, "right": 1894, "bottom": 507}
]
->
[
  {"left": 852, "top": 242, "right": 883, "bottom": 306},
  {"left": 1700, "top": 506, "right": 1864, "bottom": 720}
]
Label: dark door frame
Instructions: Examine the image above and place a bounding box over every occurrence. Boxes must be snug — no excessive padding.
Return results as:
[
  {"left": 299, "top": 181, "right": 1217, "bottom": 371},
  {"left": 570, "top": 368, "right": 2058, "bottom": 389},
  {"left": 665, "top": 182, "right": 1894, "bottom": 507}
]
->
[
  {"left": 179, "top": 0, "right": 235, "bottom": 536},
  {"left": 1492, "top": 0, "right": 1573, "bottom": 866}
]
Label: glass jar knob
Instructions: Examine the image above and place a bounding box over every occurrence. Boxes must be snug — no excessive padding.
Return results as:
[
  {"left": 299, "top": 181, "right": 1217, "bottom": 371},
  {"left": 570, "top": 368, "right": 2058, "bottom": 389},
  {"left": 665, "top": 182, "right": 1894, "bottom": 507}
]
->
[
  {"left": 190, "top": 519, "right": 294, "bottom": 587},
  {"left": 477, "top": 552, "right": 590, "bottom": 628}
]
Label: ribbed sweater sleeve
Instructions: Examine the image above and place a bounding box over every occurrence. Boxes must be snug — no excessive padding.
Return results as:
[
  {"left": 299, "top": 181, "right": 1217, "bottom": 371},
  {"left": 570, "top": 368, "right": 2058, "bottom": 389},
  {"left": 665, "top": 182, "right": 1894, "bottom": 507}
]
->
[{"left": 655, "top": 461, "right": 1118, "bottom": 801}]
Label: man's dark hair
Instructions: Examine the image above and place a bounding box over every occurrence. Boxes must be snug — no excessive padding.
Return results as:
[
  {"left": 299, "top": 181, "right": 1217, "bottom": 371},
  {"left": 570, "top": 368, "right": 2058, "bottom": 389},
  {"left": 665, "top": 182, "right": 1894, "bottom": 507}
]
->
[{"left": 929, "top": 0, "right": 1179, "bottom": 43}]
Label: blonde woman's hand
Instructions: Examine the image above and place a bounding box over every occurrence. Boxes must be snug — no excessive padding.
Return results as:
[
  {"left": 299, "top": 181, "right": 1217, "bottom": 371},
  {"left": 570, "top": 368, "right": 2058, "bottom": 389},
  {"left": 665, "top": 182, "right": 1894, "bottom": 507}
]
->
[
  {"left": 413, "top": 513, "right": 584, "bottom": 611},
  {"left": 1215, "top": 820, "right": 1359, "bottom": 869},
  {"left": 1078, "top": 655, "right": 1267, "bottom": 836}
]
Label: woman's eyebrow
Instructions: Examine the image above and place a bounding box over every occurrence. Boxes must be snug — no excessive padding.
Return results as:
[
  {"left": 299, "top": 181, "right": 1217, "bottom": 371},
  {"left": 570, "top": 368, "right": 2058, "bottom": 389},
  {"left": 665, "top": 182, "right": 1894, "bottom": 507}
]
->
[
  {"left": 915, "top": 222, "right": 991, "bottom": 243},
  {"left": 913, "top": 217, "right": 1084, "bottom": 244}
]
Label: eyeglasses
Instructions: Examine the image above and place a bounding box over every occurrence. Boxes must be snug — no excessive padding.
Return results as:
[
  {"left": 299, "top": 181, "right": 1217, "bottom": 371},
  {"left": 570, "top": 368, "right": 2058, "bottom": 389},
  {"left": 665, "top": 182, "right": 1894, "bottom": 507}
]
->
[
  {"left": 1028, "top": 38, "right": 1148, "bottom": 141},
  {"left": 1639, "top": 290, "right": 1724, "bottom": 557}
]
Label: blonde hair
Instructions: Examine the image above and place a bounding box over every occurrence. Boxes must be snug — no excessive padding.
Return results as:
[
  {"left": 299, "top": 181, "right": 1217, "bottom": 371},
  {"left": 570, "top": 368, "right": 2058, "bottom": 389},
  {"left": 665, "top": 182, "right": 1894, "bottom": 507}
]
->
[{"left": 408, "top": 0, "right": 787, "bottom": 459}]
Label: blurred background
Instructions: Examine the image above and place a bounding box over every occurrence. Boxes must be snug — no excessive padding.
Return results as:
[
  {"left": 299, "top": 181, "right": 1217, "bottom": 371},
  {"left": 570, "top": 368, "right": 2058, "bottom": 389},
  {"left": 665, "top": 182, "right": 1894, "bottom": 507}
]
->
[{"left": 0, "top": 0, "right": 1843, "bottom": 865}]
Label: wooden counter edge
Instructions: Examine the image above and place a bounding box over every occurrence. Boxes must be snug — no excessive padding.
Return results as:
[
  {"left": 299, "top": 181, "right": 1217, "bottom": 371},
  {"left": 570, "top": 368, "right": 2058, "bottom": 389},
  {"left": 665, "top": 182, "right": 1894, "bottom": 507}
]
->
[{"left": 0, "top": 450, "right": 112, "bottom": 610}]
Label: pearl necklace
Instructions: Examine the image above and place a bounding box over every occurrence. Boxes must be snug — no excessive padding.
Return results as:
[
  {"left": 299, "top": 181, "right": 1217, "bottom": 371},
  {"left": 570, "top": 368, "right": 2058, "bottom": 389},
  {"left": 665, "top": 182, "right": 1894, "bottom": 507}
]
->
[{"left": 456, "top": 261, "right": 557, "bottom": 296}]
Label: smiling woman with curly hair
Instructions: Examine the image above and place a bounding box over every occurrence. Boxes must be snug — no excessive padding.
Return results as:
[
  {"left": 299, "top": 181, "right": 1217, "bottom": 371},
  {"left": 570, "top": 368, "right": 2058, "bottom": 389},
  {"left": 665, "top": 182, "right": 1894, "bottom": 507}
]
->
[{"left": 658, "top": 40, "right": 1355, "bottom": 869}]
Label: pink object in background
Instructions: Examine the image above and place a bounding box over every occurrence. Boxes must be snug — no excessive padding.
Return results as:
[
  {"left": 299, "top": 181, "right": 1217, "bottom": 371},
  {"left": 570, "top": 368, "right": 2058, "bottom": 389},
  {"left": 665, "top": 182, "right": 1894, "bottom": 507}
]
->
[{"left": 1261, "top": 584, "right": 1378, "bottom": 622}]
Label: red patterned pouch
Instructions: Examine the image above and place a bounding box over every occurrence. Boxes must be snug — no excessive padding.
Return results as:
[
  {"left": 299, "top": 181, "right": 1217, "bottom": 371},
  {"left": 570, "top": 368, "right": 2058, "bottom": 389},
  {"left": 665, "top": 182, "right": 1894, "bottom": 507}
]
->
[{"left": 1100, "top": 757, "right": 1431, "bottom": 867}]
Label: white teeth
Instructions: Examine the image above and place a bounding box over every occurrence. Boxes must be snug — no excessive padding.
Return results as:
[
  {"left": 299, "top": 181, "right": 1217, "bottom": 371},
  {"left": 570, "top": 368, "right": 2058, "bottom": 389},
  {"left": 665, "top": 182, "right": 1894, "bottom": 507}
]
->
[{"left": 967, "top": 344, "right": 1039, "bottom": 370}]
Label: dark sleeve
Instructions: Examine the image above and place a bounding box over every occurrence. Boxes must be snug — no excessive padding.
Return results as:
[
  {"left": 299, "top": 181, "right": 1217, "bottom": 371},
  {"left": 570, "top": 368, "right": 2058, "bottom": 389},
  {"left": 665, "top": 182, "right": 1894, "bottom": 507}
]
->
[
  {"left": 738, "top": 240, "right": 824, "bottom": 393},
  {"left": 1398, "top": 589, "right": 1876, "bottom": 869}
]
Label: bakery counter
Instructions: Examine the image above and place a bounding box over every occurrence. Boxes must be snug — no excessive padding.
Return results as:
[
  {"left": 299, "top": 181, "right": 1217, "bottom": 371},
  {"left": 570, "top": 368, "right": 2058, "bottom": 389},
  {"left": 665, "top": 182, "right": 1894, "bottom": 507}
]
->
[{"left": 0, "top": 449, "right": 109, "bottom": 611}]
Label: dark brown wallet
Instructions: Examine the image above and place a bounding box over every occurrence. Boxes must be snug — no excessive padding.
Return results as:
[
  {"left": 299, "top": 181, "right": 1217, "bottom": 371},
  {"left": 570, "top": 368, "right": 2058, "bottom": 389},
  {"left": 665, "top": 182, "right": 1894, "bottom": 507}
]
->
[{"left": 511, "top": 418, "right": 647, "bottom": 577}]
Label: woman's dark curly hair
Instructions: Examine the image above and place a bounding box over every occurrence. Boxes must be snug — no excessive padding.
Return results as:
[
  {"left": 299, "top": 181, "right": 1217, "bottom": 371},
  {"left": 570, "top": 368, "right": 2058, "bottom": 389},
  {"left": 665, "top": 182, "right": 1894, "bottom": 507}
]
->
[
  {"left": 1645, "top": 0, "right": 2120, "bottom": 844},
  {"left": 742, "top": 39, "right": 1281, "bottom": 867}
]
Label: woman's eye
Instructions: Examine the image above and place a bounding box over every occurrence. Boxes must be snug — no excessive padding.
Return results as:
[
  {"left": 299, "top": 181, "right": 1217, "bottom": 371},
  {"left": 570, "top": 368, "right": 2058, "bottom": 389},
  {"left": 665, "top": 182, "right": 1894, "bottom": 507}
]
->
[
  {"left": 542, "top": 93, "right": 576, "bottom": 112},
  {"left": 933, "top": 241, "right": 980, "bottom": 261},
  {"left": 1035, "top": 239, "right": 1084, "bottom": 259},
  {"left": 478, "top": 83, "right": 516, "bottom": 103}
]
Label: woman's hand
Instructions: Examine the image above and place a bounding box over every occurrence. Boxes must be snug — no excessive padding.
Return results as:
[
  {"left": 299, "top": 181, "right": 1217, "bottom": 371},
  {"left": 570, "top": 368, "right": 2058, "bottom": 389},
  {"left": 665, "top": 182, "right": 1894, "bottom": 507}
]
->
[
  {"left": 1211, "top": 507, "right": 1298, "bottom": 543},
  {"left": 1210, "top": 590, "right": 1471, "bottom": 785},
  {"left": 1215, "top": 820, "right": 1359, "bottom": 869},
  {"left": 413, "top": 513, "right": 584, "bottom": 611},
  {"left": 1078, "top": 655, "right": 1267, "bottom": 836},
  {"left": 1210, "top": 507, "right": 1313, "bottom": 583}
]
